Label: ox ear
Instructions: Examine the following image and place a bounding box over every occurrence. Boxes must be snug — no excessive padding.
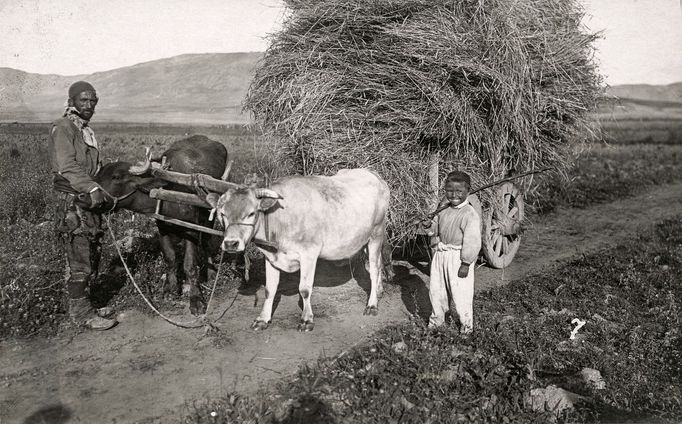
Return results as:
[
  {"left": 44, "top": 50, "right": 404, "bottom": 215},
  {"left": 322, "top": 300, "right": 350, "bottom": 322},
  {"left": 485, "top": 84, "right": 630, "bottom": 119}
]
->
[
  {"left": 255, "top": 188, "right": 282, "bottom": 211},
  {"left": 205, "top": 192, "right": 221, "bottom": 208}
]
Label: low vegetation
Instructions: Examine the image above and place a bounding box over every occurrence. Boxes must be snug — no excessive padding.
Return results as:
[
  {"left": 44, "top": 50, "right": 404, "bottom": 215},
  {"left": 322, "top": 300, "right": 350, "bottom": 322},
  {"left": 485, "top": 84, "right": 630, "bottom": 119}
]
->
[
  {"left": 184, "top": 215, "right": 682, "bottom": 423},
  {"left": 599, "top": 118, "right": 682, "bottom": 145},
  {"left": 528, "top": 143, "right": 682, "bottom": 214}
]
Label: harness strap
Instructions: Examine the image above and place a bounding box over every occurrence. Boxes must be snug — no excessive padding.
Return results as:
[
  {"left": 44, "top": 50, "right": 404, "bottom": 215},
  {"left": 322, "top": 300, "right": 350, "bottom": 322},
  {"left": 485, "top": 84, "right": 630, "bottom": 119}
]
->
[
  {"left": 252, "top": 210, "right": 277, "bottom": 252},
  {"left": 223, "top": 209, "right": 277, "bottom": 251},
  {"left": 98, "top": 187, "right": 136, "bottom": 213}
]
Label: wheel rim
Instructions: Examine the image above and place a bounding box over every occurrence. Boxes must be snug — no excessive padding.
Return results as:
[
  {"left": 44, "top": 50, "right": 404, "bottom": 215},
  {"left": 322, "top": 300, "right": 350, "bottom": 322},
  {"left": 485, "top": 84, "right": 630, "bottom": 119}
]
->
[{"left": 482, "top": 182, "right": 524, "bottom": 268}]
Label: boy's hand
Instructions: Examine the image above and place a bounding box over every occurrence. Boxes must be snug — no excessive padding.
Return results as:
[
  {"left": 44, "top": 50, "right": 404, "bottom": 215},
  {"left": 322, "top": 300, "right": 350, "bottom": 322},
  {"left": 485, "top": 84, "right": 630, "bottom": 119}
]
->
[{"left": 458, "top": 263, "right": 470, "bottom": 278}]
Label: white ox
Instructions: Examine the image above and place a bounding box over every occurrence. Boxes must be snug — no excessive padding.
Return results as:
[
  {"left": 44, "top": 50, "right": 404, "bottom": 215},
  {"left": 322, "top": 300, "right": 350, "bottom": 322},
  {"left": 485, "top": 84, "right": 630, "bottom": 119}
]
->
[{"left": 205, "top": 168, "right": 390, "bottom": 332}]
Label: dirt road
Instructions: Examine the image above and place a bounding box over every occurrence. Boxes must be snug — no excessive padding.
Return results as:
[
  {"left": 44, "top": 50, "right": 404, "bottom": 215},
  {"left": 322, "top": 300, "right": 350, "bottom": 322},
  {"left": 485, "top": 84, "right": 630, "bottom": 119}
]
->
[{"left": 2, "top": 182, "right": 681, "bottom": 424}]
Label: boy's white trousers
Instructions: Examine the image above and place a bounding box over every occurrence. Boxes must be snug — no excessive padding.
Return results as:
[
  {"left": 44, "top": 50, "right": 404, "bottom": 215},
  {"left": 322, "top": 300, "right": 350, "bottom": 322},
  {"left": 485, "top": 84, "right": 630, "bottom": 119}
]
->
[{"left": 429, "top": 248, "right": 474, "bottom": 333}]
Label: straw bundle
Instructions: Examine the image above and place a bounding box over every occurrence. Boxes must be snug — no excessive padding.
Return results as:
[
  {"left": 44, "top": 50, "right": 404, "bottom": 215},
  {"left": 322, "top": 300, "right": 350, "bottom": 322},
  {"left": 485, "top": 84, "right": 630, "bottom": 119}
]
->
[{"left": 245, "top": 0, "right": 602, "bottom": 244}]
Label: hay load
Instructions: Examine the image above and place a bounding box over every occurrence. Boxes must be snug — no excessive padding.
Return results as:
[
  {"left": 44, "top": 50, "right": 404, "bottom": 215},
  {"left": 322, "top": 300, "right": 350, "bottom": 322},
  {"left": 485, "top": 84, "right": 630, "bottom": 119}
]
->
[{"left": 245, "top": 0, "right": 602, "bottom": 245}]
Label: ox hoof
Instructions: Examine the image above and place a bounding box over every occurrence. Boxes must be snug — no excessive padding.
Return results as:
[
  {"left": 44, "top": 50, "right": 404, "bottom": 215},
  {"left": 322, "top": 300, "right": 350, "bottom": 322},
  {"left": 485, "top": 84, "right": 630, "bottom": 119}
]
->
[
  {"left": 189, "top": 296, "right": 207, "bottom": 316},
  {"left": 363, "top": 305, "right": 379, "bottom": 316},
  {"left": 251, "top": 320, "right": 270, "bottom": 331},
  {"left": 297, "top": 320, "right": 314, "bottom": 332}
]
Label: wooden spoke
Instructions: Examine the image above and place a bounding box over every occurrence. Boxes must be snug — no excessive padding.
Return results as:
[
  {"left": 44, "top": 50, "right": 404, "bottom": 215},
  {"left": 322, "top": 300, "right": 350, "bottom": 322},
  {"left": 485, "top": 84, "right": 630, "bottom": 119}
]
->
[
  {"left": 481, "top": 182, "right": 524, "bottom": 269},
  {"left": 492, "top": 232, "right": 501, "bottom": 249}
]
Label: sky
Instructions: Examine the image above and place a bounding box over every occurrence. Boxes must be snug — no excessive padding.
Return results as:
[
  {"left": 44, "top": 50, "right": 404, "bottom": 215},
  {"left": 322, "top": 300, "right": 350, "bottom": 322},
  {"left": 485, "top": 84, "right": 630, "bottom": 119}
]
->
[{"left": 0, "top": 0, "right": 680, "bottom": 85}]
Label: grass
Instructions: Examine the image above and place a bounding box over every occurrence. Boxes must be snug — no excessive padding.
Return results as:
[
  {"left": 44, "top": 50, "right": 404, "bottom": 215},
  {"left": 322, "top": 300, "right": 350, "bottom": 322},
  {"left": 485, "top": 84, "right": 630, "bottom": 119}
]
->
[
  {"left": 599, "top": 118, "right": 682, "bottom": 145},
  {"left": 183, "top": 215, "right": 682, "bottom": 423}
]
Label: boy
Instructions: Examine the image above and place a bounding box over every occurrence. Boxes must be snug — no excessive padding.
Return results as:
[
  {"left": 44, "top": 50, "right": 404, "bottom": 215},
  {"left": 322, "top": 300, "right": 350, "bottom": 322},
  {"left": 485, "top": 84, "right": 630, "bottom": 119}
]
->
[{"left": 427, "top": 171, "right": 482, "bottom": 333}]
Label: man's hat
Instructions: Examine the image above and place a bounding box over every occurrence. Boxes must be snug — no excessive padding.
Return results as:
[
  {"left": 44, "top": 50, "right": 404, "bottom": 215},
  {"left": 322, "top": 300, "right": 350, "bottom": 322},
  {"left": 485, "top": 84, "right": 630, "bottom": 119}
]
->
[{"left": 68, "top": 81, "right": 96, "bottom": 99}]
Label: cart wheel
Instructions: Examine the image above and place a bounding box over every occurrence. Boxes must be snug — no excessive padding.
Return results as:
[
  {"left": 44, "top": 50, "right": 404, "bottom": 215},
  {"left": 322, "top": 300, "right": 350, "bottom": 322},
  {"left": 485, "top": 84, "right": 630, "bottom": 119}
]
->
[{"left": 482, "top": 182, "right": 524, "bottom": 269}]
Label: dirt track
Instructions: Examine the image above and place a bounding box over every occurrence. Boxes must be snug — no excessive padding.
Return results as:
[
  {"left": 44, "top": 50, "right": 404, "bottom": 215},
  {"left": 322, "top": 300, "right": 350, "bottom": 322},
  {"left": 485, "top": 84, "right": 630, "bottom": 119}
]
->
[{"left": 2, "top": 182, "right": 682, "bottom": 424}]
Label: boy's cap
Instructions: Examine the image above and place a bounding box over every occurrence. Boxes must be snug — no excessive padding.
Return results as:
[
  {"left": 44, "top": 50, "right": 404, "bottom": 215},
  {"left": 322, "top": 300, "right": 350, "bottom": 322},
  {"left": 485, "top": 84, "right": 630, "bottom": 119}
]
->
[{"left": 446, "top": 170, "right": 471, "bottom": 186}]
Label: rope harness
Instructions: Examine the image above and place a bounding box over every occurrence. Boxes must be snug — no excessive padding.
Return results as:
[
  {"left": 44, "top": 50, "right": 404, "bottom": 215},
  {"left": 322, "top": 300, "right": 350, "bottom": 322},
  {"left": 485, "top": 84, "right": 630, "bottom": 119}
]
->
[
  {"left": 106, "top": 215, "right": 237, "bottom": 331},
  {"left": 229, "top": 210, "right": 273, "bottom": 249},
  {"left": 77, "top": 187, "right": 137, "bottom": 213},
  {"left": 212, "top": 207, "right": 277, "bottom": 252},
  {"left": 100, "top": 187, "right": 137, "bottom": 213}
]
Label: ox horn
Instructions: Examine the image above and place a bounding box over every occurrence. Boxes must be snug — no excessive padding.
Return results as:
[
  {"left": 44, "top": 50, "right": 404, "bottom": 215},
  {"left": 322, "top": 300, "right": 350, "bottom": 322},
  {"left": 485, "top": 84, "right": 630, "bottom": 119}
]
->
[
  {"left": 254, "top": 188, "right": 283, "bottom": 199},
  {"left": 221, "top": 159, "right": 234, "bottom": 181},
  {"left": 129, "top": 147, "right": 153, "bottom": 175}
]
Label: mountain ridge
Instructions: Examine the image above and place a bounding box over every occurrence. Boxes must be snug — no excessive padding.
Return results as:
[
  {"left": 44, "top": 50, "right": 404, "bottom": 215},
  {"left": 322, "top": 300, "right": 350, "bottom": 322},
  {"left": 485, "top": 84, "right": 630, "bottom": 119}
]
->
[
  {"left": 0, "top": 52, "right": 263, "bottom": 123},
  {"left": 1, "top": 52, "right": 679, "bottom": 123},
  {"left": 606, "top": 83, "right": 682, "bottom": 104}
]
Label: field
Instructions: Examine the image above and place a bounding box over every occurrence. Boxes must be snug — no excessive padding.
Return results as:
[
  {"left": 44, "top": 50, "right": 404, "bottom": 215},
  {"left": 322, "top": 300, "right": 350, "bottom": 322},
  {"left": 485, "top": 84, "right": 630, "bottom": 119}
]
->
[
  {"left": 594, "top": 97, "right": 682, "bottom": 145},
  {"left": 1, "top": 121, "right": 681, "bottom": 423}
]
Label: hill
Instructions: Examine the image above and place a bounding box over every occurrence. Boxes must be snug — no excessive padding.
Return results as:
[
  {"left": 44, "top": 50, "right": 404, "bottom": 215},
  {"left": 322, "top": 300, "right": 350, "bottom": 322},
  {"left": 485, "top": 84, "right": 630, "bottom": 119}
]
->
[
  {"left": 606, "top": 82, "right": 682, "bottom": 103},
  {"left": 0, "top": 52, "right": 262, "bottom": 124},
  {"left": 0, "top": 53, "right": 679, "bottom": 124}
]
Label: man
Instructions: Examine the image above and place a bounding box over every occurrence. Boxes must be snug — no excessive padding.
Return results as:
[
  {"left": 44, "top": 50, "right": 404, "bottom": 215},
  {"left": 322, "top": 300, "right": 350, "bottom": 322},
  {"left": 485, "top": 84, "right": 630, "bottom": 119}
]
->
[{"left": 49, "top": 81, "right": 117, "bottom": 330}]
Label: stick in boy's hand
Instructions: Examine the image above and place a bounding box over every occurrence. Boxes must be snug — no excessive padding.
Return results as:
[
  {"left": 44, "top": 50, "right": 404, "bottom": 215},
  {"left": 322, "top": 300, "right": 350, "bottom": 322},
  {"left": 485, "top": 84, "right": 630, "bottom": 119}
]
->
[{"left": 416, "top": 167, "right": 553, "bottom": 225}]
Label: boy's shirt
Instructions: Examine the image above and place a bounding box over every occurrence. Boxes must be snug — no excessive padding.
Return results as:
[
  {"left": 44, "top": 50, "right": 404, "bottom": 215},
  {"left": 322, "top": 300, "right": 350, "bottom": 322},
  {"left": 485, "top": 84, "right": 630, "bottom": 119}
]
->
[{"left": 432, "top": 200, "right": 482, "bottom": 264}]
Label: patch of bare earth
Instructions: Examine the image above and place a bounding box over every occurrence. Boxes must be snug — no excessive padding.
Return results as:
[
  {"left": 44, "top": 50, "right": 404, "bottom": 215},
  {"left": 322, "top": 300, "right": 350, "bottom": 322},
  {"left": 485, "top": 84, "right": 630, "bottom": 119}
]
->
[{"left": 1, "top": 182, "right": 681, "bottom": 423}]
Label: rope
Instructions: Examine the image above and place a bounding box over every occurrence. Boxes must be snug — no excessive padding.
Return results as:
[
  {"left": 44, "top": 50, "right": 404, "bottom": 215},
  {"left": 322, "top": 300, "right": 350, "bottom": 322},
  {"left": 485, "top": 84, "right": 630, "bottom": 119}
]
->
[{"left": 105, "top": 215, "right": 233, "bottom": 330}]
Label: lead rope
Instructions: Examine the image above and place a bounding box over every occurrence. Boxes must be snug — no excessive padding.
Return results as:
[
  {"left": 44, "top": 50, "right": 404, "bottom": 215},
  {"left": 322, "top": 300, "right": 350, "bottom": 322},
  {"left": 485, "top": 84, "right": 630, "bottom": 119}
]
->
[{"left": 106, "top": 215, "right": 231, "bottom": 331}]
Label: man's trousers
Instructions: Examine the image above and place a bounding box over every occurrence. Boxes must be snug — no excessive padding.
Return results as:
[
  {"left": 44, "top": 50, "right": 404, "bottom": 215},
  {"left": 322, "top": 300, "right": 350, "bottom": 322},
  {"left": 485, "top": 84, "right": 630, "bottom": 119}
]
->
[{"left": 54, "top": 192, "right": 103, "bottom": 299}]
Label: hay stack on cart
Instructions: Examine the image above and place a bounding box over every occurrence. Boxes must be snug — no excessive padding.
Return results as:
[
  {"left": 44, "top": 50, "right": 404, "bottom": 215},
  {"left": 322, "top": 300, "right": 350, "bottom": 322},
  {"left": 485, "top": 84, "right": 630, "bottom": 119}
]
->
[{"left": 245, "top": 0, "right": 602, "bottom": 267}]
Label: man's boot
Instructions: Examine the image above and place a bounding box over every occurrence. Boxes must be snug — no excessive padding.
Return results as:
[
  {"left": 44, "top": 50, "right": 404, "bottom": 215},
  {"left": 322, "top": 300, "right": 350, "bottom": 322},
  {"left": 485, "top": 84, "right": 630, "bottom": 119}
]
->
[{"left": 69, "top": 297, "right": 117, "bottom": 331}]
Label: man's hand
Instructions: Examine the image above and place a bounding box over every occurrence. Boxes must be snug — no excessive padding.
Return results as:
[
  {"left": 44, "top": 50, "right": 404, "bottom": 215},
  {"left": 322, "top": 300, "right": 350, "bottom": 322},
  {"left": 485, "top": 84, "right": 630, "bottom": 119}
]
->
[
  {"left": 90, "top": 188, "right": 106, "bottom": 209},
  {"left": 458, "top": 263, "right": 470, "bottom": 278}
]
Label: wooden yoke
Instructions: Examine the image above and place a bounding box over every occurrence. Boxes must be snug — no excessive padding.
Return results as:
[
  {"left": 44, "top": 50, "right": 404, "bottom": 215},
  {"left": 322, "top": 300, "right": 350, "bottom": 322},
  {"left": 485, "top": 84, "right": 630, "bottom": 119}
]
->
[
  {"left": 137, "top": 151, "right": 277, "bottom": 249},
  {"left": 150, "top": 168, "right": 243, "bottom": 193},
  {"left": 130, "top": 147, "right": 242, "bottom": 193},
  {"left": 149, "top": 189, "right": 211, "bottom": 209}
]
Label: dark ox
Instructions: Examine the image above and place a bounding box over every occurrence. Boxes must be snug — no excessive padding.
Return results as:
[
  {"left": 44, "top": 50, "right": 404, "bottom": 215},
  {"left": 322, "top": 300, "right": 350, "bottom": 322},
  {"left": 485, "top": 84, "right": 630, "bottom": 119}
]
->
[
  {"left": 205, "top": 168, "right": 391, "bottom": 332},
  {"left": 78, "top": 135, "right": 227, "bottom": 315}
]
